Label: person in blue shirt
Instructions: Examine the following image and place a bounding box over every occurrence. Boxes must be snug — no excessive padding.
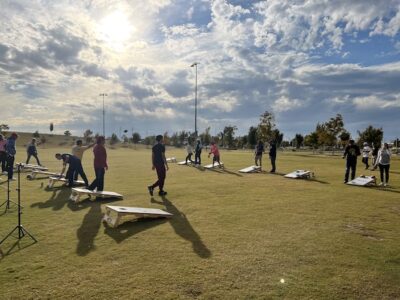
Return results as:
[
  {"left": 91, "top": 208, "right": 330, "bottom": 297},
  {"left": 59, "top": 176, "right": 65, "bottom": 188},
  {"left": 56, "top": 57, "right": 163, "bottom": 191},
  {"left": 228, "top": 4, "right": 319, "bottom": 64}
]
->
[
  {"left": 5, "top": 132, "right": 18, "bottom": 180},
  {"left": 194, "top": 139, "right": 203, "bottom": 165},
  {"left": 26, "top": 138, "right": 42, "bottom": 166}
]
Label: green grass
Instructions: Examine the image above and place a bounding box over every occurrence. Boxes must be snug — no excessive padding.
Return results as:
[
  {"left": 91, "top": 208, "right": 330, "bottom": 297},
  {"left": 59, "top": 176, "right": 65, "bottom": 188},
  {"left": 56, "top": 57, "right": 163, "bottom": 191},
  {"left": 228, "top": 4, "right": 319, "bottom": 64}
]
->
[{"left": 0, "top": 146, "right": 399, "bottom": 299}]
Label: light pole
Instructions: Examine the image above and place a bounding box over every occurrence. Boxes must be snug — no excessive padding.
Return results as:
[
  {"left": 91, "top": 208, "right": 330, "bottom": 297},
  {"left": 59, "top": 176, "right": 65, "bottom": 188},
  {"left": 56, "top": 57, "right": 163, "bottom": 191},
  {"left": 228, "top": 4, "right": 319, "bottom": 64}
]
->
[
  {"left": 190, "top": 62, "right": 199, "bottom": 137},
  {"left": 99, "top": 93, "right": 108, "bottom": 137}
]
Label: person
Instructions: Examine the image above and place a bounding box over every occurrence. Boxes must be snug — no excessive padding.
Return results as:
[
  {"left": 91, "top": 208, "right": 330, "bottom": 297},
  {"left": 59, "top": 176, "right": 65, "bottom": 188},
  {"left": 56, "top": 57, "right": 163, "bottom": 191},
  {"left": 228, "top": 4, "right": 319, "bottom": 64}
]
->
[
  {"left": 361, "top": 142, "right": 371, "bottom": 170},
  {"left": 255, "top": 140, "right": 264, "bottom": 169},
  {"left": 26, "top": 138, "right": 42, "bottom": 166},
  {"left": 0, "top": 134, "right": 7, "bottom": 174},
  {"left": 55, "top": 153, "right": 89, "bottom": 187},
  {"left": 372, "top": 143, "right": 380, "bottom": 166},
  {"left": 269, "top": 141, "right": 277, "bottom": 173},
  {"left": 194, "top": 139, "right": 202, "bottom": 165},
  {"left": 185, "top": 140, "right": 194, "bottom": 165},
  {"left": 373, "top": 143, "right": 391, "bottom": 186},
  {"left": 148, "top": 135, "right": 169, "bottom": 196},
  {"left": 342, "top": 139, "right": 361, "bottom": 183},
  {"left": 88, "top": 136, "right": 107, "bottom": 192},
  {"left": 72, "top": 140, "right": 94, "bottom": 180},
  {"left": 5, "top": 133, "right": 18, "bottom": 180},
  {"left": 208, "top": 141, "right": 222, "bottom": 168}
]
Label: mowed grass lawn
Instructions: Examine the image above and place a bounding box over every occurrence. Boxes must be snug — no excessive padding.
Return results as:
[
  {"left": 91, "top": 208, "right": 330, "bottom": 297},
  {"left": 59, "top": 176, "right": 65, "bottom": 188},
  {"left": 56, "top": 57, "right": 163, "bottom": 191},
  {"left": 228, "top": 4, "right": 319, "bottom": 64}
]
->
[{"left": 0, "top": 146, "right": 400, "bottom": 299}]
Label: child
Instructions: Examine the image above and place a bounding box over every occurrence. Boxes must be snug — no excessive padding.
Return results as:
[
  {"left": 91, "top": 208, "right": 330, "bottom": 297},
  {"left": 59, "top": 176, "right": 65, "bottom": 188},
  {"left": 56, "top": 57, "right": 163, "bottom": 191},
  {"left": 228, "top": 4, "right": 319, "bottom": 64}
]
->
[
  {"left": 208, "top": 141, "right": 222, "bottom": 168},
  {"left": 26, "top": 138, "right": 42, "bottom": 166},
  {"left": 88, "top": 136, "right": 108, "bottom": 192},
  {"left": 374, "top": 143, "right": 391, "bottom": 187},
  {"left": 361, "top": 142, "right": 371, "bottom": 169},
  {"left": 255, "top": 140, "right": 264, "bottom": 169}
]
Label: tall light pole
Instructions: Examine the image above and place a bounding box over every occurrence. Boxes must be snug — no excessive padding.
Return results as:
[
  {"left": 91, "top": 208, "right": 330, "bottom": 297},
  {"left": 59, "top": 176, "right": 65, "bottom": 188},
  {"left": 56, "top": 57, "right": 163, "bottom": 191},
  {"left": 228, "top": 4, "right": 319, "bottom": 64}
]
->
[
  {"left": 190, "top": 62, "right": 199, "bottom": 137},
  {"left": 99, "top": 93, "right": 107, "bottom": 137}
]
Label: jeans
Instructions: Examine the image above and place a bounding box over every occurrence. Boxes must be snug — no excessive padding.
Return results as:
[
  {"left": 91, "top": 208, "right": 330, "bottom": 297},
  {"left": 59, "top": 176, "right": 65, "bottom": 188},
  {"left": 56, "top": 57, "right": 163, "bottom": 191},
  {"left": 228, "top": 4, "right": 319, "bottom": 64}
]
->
[
  {"left": 26, "top": 153, "right": 41, "bottom": 165},
  {"left": 195, "top": 151, "right": 201, "bottom": 165},
  {"left": 0, "top": 151, "right": 6, "bottom": 172},
  {"left": 345, "top": 160, "right": 357, "bottom": 182},
  {"left": 379, "top": 164, "right": 390, "bottom": 183},
  {"left": 88, "top": 168, "right": 105, "bottom": 191},
  {"left": 361, "top": 157, "right": 369, "bottom": 169},
  {"left": 66, "top": 161, "right": 89, "bottom": 186},
  {"left": 185, "top": 153, "right": 193, "bottom": 164},
  {"left": 270, "top": 156, "right": 276, "bottom": 172},
  {"left": 152, "top": 164, "right": 166, "bottom": 191},
  {"left": 6, "top": 155, "right": 14, "bottom": 179}
]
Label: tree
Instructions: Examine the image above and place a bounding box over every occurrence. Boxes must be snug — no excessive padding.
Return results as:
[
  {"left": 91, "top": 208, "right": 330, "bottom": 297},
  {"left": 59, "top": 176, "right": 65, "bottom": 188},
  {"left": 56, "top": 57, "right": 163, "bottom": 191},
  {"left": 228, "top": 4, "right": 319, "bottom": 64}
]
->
[
  {"left": 200, "top": 127, "right": 212, "bottom": 145},
  {"left": 357, "top": 126, "right": 383, "bottom": 147},
  {"left": 109, "top": 133, "right": 119, "bottom": 145},
  {"left": 50, "top": 123, "right": 54, "bottom": 132},
  {"left": 223, "top": 125, "right": 237, "bottom": 148},
  {"left": 83, "top": 129, "right": 93, "bottom": 143},
  {"left": 64, "top": 130, "right": 71, "bottom": 136},
  {"left": 304, "top": 132, "right": 319, "bottom": 149},
  {"left": 293, "top": 134, "right": 304, "bottom": 149},
  {"left": 247, "top": 126, "right": 258, "bottom": 147},
  {"left": 131, "top": 132, "right": 141, "bottom": 144},
  {"left": 257, "top": 111, "right": 275, "bottom": 142},
  {"left": 33, "top": 130, "right": 40, "bottom": 138},
  {"left": 143, "top": 135, "right": 155, "bottom": 146},
  {"left": 339, "top": 130, "right": 350, "bottom": 148},
  {"left": 0, "top": 124, "right": 9, "bottom": 132},
  {"left": 271, "top": 129, "right": 284, "bottom": 146},
  {"left": 239, "top": 135, "right": 248, "bottom": 149},
  {"left": 163, "top": 132, "right": 170, "bottom": 146}
]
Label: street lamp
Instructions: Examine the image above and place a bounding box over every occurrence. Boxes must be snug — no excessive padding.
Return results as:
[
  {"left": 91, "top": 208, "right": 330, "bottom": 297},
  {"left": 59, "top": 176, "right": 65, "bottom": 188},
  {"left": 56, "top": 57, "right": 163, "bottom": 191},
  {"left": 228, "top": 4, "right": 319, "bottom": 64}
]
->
[
  {"left": 190, "top": 62, "right": 199, "bottom": 137},
  {"left": 99, "top": 93, "right": 108, "bottom": 137}
]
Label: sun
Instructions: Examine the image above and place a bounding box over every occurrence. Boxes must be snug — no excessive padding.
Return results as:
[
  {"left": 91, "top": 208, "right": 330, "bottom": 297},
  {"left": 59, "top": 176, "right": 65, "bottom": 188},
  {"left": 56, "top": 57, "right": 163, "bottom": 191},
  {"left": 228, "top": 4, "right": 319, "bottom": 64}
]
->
[{"left": 98, "top": 11, "right": 134, "bottom": 50}]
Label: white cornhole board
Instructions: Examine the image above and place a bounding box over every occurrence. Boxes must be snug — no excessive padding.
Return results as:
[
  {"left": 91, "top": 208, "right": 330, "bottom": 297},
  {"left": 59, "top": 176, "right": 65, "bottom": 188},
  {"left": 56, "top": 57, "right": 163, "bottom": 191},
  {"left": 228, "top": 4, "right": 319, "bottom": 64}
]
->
[
  {"left": 48, "top": 177, "right": 85, "bottom": 188},
  {"left": 103, "top": 205, "right": 173, "bottom": 228},
  {"left": 27, "top": 170, "right": 62, "bottom": 180},
  {"left": 18, "top": 163, "right": 48, "bottom": 171},
  {"left": 204, "top": 162, "right": 224, "bottom": 169},
  {"left": 284, "top": 170, "right": 313, "bottom": 179},
  {"left": 177, "top": 161, "right": 193, "bottom": 165},
  {"left": 239, "top": 165, "right": 261, "bottom": 173},
  {"left": 69, "top": 188, "right": 123, "bottom": 203},
  {"left": 166, "top": 157, "right": 177, "bottom": 163},
  {"left": 347, "top": 176, "right": 376, "bottom": 186}
]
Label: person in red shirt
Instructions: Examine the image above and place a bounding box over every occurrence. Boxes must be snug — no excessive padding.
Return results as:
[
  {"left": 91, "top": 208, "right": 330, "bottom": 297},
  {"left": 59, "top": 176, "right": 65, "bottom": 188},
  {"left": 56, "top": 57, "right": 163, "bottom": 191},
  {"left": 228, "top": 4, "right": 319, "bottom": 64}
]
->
[
  {"left": 88, "top": 136, "right": 108, "bottom": 191},
  {"left": 208, "top": 141, "right": 222, "bottom": 168}
]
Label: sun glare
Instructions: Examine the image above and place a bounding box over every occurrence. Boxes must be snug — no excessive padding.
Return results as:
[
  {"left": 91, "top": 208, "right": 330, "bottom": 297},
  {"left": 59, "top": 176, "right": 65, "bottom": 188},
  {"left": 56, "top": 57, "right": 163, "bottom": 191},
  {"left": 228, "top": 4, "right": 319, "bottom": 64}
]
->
[{"left": 98, "top": 11, "right": 134, "bottom": 50}]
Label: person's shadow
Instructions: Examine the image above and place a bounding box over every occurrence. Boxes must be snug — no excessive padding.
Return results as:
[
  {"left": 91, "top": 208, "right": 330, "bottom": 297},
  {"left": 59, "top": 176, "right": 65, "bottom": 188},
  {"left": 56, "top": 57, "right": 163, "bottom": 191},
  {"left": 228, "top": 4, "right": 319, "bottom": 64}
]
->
[{"left": 31, "top": 186, "right": 71, "bottom": 211}]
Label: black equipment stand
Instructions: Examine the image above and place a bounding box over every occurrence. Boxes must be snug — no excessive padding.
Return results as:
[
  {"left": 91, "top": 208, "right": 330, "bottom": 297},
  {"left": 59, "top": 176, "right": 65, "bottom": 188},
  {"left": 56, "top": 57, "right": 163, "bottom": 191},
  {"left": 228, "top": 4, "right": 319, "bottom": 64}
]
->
[
  {"left": 0, "top": 164, "right": 37, "bottom": 247},
  {"left": 0, "top": 176, "right": 21, "bottom": 213}
]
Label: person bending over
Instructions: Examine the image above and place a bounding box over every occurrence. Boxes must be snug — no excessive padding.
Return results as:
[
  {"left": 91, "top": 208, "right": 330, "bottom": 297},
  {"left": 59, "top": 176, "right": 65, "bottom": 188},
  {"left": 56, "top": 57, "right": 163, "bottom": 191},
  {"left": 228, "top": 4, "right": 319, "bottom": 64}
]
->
[{"left": 55, "top": 153, "right": 89, "bottom": 187}]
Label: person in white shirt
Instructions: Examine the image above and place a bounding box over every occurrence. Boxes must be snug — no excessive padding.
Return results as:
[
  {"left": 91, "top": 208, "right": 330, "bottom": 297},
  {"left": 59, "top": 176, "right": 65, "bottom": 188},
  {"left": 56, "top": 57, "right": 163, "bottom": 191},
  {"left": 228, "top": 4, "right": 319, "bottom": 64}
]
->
[
  {"left": 185, "top": 141, "right": 194, "bottom": 165},
  {"left": 71, "top": 139, "right": 94, "bottom": 180},
  {"left": 361, "top": 142, "right": 371, "bottom": 169},
  {"left": 374, "top": 143, "right": 391, "bottom": 186}
]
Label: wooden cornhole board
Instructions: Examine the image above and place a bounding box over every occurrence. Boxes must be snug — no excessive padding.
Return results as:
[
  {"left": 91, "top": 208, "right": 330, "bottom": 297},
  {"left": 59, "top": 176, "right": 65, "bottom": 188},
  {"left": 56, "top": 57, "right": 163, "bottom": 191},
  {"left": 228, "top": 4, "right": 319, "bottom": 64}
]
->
[
  {"left": 284, "top": 170, "right": 313, "bottom": 179},
  {"left": 166, "top": 157, "right": 177, "bottom": 163},
  {"left": 27, "top": 170, "right": 62, "bottom": 180},
  {"left": 69, "top": 188, "right": 123, "bottom": 203},
  {"left": 48, "top": 177, "right": 85, "bottom": 188},
  {"left": 177, "top": 161, "right": 193, "bottom": 165},
  {"left": 18, "top": 163, "right": 48, "bottom": 171},
  {"left": 347, "top": 176, "right": 376, "bottom": 186},
  {"left": 103, "top": 205, "right": 172, "bottom": 228},
  {"left": 239, "top": 165, "right": 261, "bottom": 173},
  {"left": 204, "top": 162, "right": 224, "bottom": 169}
]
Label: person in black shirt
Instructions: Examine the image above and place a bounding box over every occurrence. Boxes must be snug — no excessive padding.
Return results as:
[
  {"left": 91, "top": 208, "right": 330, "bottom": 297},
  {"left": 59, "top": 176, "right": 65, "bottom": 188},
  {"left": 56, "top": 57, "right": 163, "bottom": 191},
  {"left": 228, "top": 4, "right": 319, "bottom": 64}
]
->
[
  {"left": 342, "top": 139, "right": 361, "bottom": 183},
  {"left": 148, "top": 135, "right": 169, "bottom": 196},
  {"left": 55, "top": 153, "right": 89, "bottom": 187},
  {"left": 254, "top": 140, "right": 264, "bottom": 169},
  {"left": 269, "top": 141, "right": 277, "bottom": 173},
  {"left": 26, "top": 138, "right": 42, "bottom": 166},
  {"left": 194, "top": 139, "right": 202, "bottom": 165}
]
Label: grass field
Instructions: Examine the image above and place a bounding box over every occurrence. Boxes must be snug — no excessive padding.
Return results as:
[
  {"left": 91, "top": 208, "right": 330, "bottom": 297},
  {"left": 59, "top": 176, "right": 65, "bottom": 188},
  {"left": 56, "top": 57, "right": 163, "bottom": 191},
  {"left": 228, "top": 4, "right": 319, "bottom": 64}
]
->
[{"left": 0, "top": 145, "right": 399, "bottom": 299}]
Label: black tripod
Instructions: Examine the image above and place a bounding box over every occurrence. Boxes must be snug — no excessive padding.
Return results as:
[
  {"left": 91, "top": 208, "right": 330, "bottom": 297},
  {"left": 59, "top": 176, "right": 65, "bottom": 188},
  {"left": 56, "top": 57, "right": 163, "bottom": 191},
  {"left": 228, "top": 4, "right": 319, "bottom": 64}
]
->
[
  {"left": 0, "top": 164, "right": 37, "bottom": 247},
  {"left": 0, "top": 176, "right": 21, "bottom": 213}
]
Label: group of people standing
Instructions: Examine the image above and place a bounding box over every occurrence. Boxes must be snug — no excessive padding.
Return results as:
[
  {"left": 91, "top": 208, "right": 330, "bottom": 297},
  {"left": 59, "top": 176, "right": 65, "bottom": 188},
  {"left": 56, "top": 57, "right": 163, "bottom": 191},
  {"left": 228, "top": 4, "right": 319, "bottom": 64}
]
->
[
  {"left": 343, "top": 140, "right": 392, "bottom": 186},
  {"left": 254, "top": 140, "right": 277, "bottom": 173}
]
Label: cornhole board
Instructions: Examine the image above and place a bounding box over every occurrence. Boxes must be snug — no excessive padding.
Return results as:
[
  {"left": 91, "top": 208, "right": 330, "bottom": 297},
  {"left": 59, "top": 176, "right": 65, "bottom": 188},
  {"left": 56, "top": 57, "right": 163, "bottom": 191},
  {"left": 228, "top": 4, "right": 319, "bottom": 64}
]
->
[
  {"left": 177, "top": 161, "right": 193, "bottom": 165},
  {"left": 18, "top": 163, "right": 48, "bottom": 171},
  {"left": 27, "top": 170, "right": 62, "bottom": 180},
  {"left": 204, "top": 162, "right": 224, "bottom": 169},
  {"left": 284, "top": 170, "right": 313, "bottom": 179},
  {"left": 48, "top": 177, "right": 85, "bottom": 188},
  {"left": 69, "top": 188, "right": 123, "bottom": 203},
  {"left": 103, "top": 205, "right": 173, "bottom": 228},
  {"left": 166, "top": 157, "right": 177, "bottom": 163},
  {"left": 239, "top": 165, "right": 261, "bottom": 173},
  {"left": 347, "top": 176, "right": 376, "bottom": 186}
]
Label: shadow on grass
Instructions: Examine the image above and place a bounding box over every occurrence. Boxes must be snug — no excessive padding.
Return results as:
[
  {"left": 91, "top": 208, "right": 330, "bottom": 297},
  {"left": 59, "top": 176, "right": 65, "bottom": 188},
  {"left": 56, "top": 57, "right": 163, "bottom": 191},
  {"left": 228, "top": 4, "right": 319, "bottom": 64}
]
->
[
  {"left": 206, "top": 167, "right": 243, "bottom": 177},
  {"left": 0, "top": 237, "right": 37, "bottom": 259},
  {"left": 67, "top": 198, "right": 122, "bottom": 257},
  {"left": 31, "top": 187, "right": 71, "bottom": 211},
  {"left": 308, "top": 178, "right": 330, "bottom": 185}
]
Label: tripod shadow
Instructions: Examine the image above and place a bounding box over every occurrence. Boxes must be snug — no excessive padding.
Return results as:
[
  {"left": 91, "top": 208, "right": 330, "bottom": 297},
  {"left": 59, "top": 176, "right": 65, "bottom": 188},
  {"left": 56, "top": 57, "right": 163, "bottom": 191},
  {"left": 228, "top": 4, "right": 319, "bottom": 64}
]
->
[
  {"left": 206, "top": 167, "right": 243, "bottom": 177},
  {"left": 68, "top": 198, "right": 122, "bottom": 257},
  {"left": 31, "top": 187, "right": 71, "bottom": 211},
  {"left": 0, "top": 237, "right": 37, "bottom": 258},
  {"left": 153, "top": 196, "right": 211, "bottom": 259}
]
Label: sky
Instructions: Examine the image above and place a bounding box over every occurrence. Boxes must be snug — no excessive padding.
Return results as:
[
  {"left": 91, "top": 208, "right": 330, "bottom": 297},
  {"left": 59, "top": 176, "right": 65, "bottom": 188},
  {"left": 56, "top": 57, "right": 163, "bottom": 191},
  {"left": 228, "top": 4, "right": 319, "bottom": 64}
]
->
[{"left": 0, "top": 0, "right": 400, "bottom": 140}]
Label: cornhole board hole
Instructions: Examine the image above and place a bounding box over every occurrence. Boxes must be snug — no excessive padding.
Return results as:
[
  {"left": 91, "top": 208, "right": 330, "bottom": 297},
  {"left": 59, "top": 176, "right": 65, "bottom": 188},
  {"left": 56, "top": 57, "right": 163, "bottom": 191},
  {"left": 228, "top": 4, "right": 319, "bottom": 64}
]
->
[
  {"left": 284, "top": 170, "right": 313, "bottom": 179},
  {"left": 347, "top": 176, "right": 376, "bottom": 186},
  {"left": 18, "top": 163, "right": 48, "bottom": 171},
  {"left": 69, "top": 188, "right": 123, "bottom": 203},
  {"left": 239, "top": 165, "right": 261, "bottom": 173},
  {"left": 48, "top": 177, "right": 85, "bottom": 188},
  {"left": 27, "top": 170, "right": 62, "bottom": 180},
  {"left": 103, "top": 205, "right": 172, "bottom": 228},
  {"left": 204, "top": 162, "right": 224, "bottom": 169},
  {"left": 166, "top": 157, "right": 177, "bottom": 163},
  {"left": 178, "top": 161, "right": 193, "bottom": 165}
]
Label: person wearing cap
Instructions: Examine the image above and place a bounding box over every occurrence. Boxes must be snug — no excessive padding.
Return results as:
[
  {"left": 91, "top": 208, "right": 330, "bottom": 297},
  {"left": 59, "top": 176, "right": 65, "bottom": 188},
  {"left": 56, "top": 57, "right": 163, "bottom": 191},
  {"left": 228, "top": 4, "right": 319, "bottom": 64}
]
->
[
  {"left": 26, "top": 138, "right": 42, "bottom": 166},
  {"left": 0, "top": 134, "right": 7, "bottom": 174},
  {"left": 55, "top": 153, "right": 89, "bottom": 187},
  {"left": 373, "top": 142, "right": 391, "bottom": 187},
  {"left": 361, "top": 142, "right": 371, "bottom": 169},
  {"left": 342, "top": 139, "right": 361, "bottom": 183},
  {"left": 5, "top": 133, "right": 18, "bottom": 180},
  {"left": 148, "top": 135, "right": 169, "bottom": 196},
  {"left": 88, "top": 136, "right": 107, "bottom": 192},
  {"left": 194, "top": 139, "right": 202, "bottom": 165}
]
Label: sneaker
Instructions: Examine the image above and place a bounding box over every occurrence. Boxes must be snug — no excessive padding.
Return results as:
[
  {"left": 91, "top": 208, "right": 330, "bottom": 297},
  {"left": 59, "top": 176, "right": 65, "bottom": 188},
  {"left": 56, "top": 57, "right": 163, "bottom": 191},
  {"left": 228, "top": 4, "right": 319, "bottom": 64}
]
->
[
  {"left": 379, "top": 182, "right": 384, "bottom": 186},
  {"left": 159, "top": 190, "right": 167, "bottom": 196},
  {"left": 384, "top": 183, "right": 388, "bottom": 187},
  {"left": 344, "top": 180, "right": 348, "bottom": 184},
  {"left": 147, "top": 185, "right": 154, "bottom": 196},
  {"left": 9, "top": 178, "right": 16, "bottom": 181}
]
